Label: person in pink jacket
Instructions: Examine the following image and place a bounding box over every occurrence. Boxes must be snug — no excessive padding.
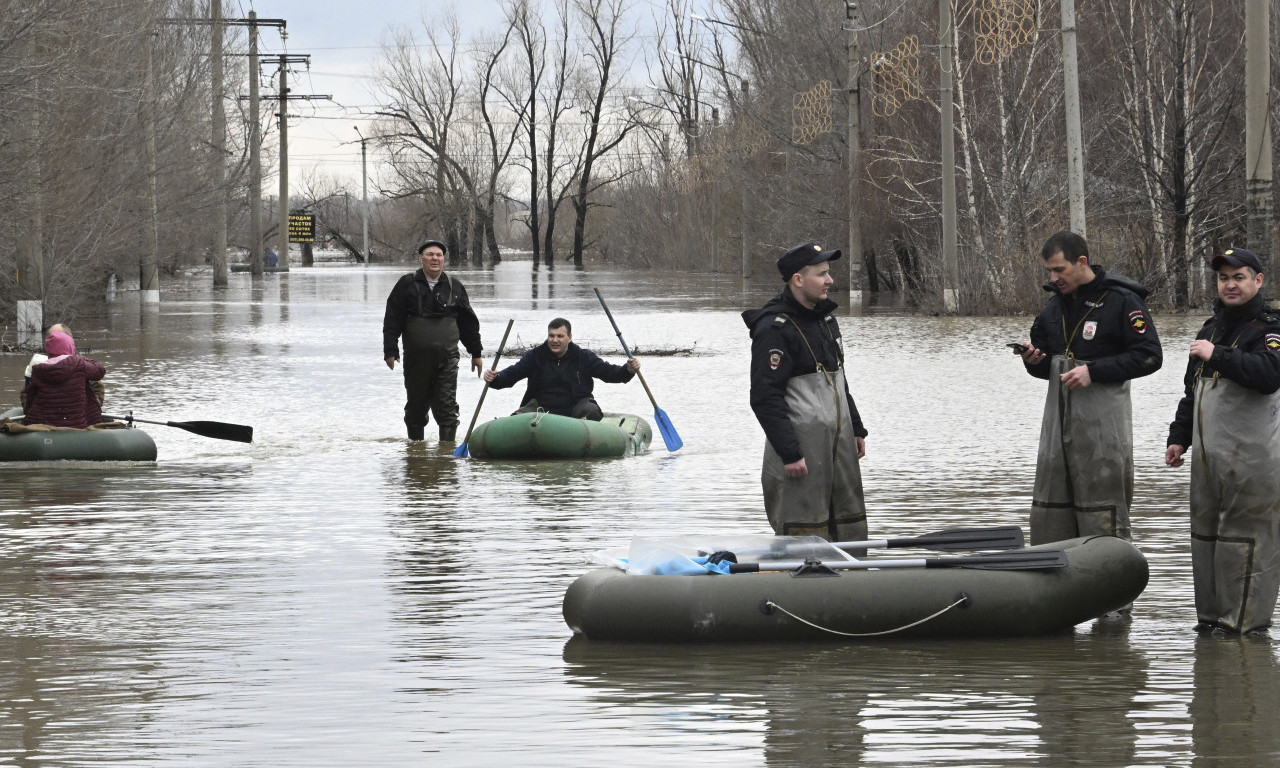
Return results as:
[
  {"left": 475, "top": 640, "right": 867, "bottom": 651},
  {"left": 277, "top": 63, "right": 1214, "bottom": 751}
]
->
[{"left": 22, "top": 330, "right": 106, "bottom": 429}]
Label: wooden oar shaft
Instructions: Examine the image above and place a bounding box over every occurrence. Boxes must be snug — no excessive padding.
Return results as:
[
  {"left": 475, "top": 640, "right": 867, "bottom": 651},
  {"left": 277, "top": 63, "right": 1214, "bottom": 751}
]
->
[{"left": 460, "top": 318, "right": 514, "bottom": 443}]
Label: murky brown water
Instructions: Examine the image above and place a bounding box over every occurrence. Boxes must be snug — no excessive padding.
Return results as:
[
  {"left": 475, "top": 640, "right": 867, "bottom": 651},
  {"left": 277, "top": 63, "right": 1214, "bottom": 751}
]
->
[{"left": 0, "top": 261, "right": 1273, "bottom": 766}]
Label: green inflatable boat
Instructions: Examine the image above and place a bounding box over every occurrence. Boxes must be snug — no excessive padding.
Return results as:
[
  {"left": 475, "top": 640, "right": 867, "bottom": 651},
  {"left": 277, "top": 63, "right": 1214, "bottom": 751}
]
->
[
  {"left": 0, "top": 409, "right": 157, "bottom": 462},
  {"left": 564, "top": 535, "right": 1148, "bottom": 641},
  {"left": 468, "top": 412, "right": 652, "bottom": 459}
]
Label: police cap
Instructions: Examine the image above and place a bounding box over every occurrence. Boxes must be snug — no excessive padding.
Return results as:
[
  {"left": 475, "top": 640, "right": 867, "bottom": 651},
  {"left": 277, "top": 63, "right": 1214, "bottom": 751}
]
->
[
  {"left": 777, "top": 242, "right": 842, "bottom": 280},
  {"left": 1211, "top": 248, "right": 1263, "bottom": 274}
]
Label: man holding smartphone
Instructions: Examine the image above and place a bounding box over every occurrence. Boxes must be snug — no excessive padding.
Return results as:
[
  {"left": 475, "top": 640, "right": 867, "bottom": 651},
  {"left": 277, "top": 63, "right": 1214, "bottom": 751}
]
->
[{"left": 1016, "top": 230, "right": 1162, "bottom": 549}]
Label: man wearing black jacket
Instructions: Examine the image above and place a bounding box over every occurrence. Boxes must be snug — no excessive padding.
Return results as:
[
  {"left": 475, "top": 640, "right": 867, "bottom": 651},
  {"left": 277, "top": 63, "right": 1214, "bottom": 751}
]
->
[
  {"left": 742, "top": 242, "right": 869, "bottom": 542},
  {"left": 484, "top": 318, "right": 639, "bottom": 420},
  {"left": 1165, "top": 248, "right": 1280, "bottom": 635},
  {"left": 383, "top": 240, "right": 483, "bottom": 441},
  {"left": 1017, "top": 230, "right": 1162, "bottom": 547}
]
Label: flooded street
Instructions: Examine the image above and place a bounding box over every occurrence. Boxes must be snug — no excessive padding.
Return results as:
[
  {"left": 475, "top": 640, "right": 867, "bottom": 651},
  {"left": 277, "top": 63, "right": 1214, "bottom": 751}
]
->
[{"left": 1, "top": 261, "right": 1276, "bottom": 766}]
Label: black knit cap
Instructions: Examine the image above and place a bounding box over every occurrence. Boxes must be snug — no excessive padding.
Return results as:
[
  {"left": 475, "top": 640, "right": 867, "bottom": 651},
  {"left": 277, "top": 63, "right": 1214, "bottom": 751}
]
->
[{"left": 418, "top": 240, "right": 447, "bottom": 255}]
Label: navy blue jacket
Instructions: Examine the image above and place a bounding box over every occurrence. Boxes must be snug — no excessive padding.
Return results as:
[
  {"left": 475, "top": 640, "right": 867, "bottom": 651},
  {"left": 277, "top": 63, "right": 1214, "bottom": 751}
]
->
[
  {"left": 1025, "top": 266, "right": 1162, "bottom": 384},
  {"left": 1167, "top": 294, "right": 1280, "bottom": 448},
  {"left": 489, "top": 342, "right": 634, "bottom": 415}
]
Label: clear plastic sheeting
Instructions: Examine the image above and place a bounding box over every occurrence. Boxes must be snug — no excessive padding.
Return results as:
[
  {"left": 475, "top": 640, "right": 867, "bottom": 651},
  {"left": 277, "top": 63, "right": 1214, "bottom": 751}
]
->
[{"left": 593, "top": 535, "right": 857, "bottom": 575}]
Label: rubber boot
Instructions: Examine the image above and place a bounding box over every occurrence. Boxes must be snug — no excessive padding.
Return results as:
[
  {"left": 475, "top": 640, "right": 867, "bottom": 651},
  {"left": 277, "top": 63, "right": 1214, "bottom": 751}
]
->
[
  {"left": 438, "top": 425, "right": 457, "bottom": 442},
  {"left": 407, "top": 424, "right": 425, "bottom": 441}
]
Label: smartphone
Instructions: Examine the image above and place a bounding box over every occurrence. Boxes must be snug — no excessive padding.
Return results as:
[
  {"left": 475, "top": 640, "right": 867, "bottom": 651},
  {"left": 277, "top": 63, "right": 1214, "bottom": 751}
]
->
[{"left": 1007, "top": 342, "right": 1028, "bottom": 355}]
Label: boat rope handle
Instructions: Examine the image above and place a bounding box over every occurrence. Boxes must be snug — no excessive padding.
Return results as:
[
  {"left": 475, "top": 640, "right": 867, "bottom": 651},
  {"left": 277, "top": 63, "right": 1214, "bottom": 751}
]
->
[{"left": 763, "top": 595, "right": 969, "bottom": 637}]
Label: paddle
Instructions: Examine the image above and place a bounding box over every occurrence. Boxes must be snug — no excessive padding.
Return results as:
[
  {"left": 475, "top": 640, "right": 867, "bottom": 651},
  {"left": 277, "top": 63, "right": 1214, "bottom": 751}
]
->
[
  {"left": 454, "top": 318, "right": 515, "bottom": 458},
  {"left": 103, "top": 412, "right": 253, "bottom": 443},
  {"left": 592, "top": 288, "right": 682, "bottom": 452},
  {"left": 727, "top": 549, "right": 1068, "bottom": 574},
  {"left": 832, "top": 525, "right": 1025, "bottom": 553}
]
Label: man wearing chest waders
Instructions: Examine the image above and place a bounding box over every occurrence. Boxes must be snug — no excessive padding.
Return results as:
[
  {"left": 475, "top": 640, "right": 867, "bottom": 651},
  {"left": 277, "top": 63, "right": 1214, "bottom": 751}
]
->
[
  {"left": 383, "top": 240, "right": 483, "bottom": 441},
  {"left": 1017, "top": 230, "right": 1162, "bottom": 550},
  {"left": 1165, "top": 248, "right": 1280, "bottom": 635},
  {"left": 742, "top": 242, "right": 869, "bottom": 542}
]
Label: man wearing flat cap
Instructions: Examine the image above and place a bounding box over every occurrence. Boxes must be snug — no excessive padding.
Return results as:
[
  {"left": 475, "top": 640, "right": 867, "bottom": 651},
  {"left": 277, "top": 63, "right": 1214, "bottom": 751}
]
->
[
  {"left": 741, "top": 242, "right": 869, "bottom": 541},
  {"left": 1165, "top": 247, "right": 1280, "bottom": 634},
  {"left": 383, "top": 239, "right": 483, "bottom": 441}
]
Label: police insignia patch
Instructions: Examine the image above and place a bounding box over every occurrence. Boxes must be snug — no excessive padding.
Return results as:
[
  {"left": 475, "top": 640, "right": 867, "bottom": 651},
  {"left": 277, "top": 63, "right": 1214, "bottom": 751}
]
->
[
  {"left": 1128, "top": 310, "right": 1148, "bottom": 334},
  {"left": 768, "top": 349, "right": 784, "bottom": 370},
  {"left": 1267, "top": 334, "right": 1280, "bottom": 352}
]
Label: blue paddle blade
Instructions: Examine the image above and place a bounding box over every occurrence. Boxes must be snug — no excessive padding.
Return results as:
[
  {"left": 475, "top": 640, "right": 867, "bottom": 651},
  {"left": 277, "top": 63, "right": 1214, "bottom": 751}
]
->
[
  {"left": 654, "top": 408, "right": 682, "bottom": 452},
  {"left": 453, "top": 441, "right": 470, "bottom": 458}
]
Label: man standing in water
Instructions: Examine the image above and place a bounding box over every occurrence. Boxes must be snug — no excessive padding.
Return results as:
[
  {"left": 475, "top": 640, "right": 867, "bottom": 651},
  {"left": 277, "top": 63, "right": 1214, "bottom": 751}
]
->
[
  {"left": 1165, "top": 248, "right": 1280, "bottom": 635},
  {"left": 1017, "top": 230, "right": 1162, "bottom": 547},
  {"left": 383, "top": 240, "right": 483, "bottom": 441},
  {"left": 742, "top": 242, "right": 869, "bottom": 542}
]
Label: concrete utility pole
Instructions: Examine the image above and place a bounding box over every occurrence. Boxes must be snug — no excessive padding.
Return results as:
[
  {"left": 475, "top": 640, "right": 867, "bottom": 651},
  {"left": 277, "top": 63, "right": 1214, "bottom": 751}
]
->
[
  {"left": 938, "top": 0, "right": 959, "bottom": 312},
  {"left": 263, "top": 53, "right": 326, "bottom": 270},
  {"left": 355, "top": 126, "right": 369, "bottom": 267},
  {"left": 1246, "top": 0, "right": 1274, "bottom": 283},
  {"left": 249, "top": 12, "right": 263, "bottom": 276},
  {"left": 211, "top": 0, "right": 228, "bottom": 287},
  {"left": 1060, "top": 0, "right": 1086, "bottom": 237},
  {"left": 845, "top": 0, "right": 864, "bottom": 308},
  {"left": 141, "top": 24, "right": 161, "bottom": 306}
]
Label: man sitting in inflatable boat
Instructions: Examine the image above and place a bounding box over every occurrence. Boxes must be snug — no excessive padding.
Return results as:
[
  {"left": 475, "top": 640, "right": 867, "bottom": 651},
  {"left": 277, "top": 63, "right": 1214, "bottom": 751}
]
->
[{"left": 483, "top": 317, "right": 640, "bottom": 420}]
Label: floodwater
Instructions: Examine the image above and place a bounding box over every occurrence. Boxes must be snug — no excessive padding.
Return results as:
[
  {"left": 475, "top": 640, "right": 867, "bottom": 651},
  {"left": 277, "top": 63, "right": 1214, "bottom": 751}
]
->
[{"left": 0, "top": 260, "right": 1274, "bottom": 767}]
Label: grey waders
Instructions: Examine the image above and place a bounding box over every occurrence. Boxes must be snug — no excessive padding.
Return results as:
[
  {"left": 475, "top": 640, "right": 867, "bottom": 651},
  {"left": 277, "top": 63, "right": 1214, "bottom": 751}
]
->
[
  {"left": 1031, "top": 355, "right": 1134, "bottom": 545},
  {"left": 762, "top": 367, "right": 867, "bottom": 541},
  {"left": 402, "top": 315, "right": 461, "bottom": 440},
  {"left": 1191, "top": 376, "right": 1280, "bottom": 633}
]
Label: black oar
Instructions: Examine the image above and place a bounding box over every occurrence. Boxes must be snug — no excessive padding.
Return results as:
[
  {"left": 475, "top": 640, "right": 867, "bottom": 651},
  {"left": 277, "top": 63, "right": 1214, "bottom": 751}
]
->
[
  {"left": 833, "top": 526, "right": 1024, "bottom": 553},
  {"left": 104, "top": 412, "right": 253, "bottom": 443},
  {"left": 593, "top": 288, "right": 682, "bottom": 452},
  {"left": 454, "top": 318, "right": 514, "bottom": 458},
  {"left": 728, "top": 549, "right": 1068, "bottom": 574}
]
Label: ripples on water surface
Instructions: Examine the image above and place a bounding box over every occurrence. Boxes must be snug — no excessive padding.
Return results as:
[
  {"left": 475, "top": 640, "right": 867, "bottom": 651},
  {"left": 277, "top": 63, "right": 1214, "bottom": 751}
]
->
[{"left": 0, "top": 262, "right": 1275, "bottom": 766}]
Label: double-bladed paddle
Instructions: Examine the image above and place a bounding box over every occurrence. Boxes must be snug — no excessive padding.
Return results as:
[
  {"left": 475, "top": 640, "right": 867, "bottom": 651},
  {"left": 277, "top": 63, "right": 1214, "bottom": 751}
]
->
[
  {"left": 832, "top": 525, "right": 1025, "bottom": 553},
  {"left": 104, "top": 413, "right": 253, "bottom": 443},
  {"left": 454, "top": 318, "right": 515, "bottom": 458},
  {"left": 727, "top": 549, "right": 1068, "bottom": 574},
  {"left": 593, "top": 288, "right": 682, "bottom": 452}
]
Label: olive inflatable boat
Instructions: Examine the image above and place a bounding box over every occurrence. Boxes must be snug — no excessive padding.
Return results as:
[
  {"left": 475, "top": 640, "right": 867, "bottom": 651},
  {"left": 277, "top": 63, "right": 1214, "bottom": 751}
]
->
[
  {"left": 0, "top": 409, "right": 157, "bottom": 462},
  {"left": 563, "top": 535, "right": 1148, "bottom": 641},
  {"left": 468, "top": 411, "right": 652, "bottom": 459}
]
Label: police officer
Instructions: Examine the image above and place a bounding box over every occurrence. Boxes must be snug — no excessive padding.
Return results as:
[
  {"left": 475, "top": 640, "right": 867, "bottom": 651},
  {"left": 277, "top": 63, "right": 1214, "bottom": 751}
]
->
[
  {"left": 383, "top": 240, "right": 483, "bottom": 441},
  {"left": 1165, "top": 248, "right": 1280, "bottom": 634},
  {"left": 741, "top": 242, "right": 869, "bottom": 541},
  {"left": 1017, "top": 230, "right": 1162, "bottom": 547}
]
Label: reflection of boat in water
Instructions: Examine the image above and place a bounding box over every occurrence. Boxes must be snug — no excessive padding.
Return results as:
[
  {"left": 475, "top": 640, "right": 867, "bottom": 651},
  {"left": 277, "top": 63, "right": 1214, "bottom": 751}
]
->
[
  {"left": 468, "top": 412, "right": 651, "bottom": 459},
  {"left": 564, "top": 535, "right": 1148, "bottom": 641},
  {"left": 0, "top": 409, "right": 156, "bottom": 462}
]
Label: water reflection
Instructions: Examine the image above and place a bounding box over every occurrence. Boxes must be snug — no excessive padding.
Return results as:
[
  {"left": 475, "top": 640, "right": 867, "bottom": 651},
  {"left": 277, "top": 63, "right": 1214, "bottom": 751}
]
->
[{"left": 1190, "top": 636, "right": 1280, "bottom": 764}]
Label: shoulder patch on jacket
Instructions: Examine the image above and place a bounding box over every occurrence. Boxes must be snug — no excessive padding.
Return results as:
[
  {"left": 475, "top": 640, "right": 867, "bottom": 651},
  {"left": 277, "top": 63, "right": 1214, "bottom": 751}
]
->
[
  {"left": 1266, "top": 334, "right": 1280, "bottom": 352},
  {"left": 771, "top": 315, "right": 788, "bottom": 327},
  {"left": 768, "top": 348, "right": 784, "bottom": 370},
  {"left": 1128, "top": 310, "right": 1149, "bottom": 334}
]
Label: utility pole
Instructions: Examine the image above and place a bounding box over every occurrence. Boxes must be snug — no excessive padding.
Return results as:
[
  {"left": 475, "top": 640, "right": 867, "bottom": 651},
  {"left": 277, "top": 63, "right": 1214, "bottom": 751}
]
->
[
  {"left": 248, "top": 12, "right": 263, "bottom": 276},
  {"left": 1060, "top": 0, "right": 1086, "bottom": 237},
  {"left": 845, "top": 0, "right": 864, "bottom": 308},
  {"left": 1246, "top": 0, "right": 1274, "bottom": 285},
  {"left": 141, "top": 22, "right": 160, "bottom": 306},
  {"left": 262, "top": 53, "right": 326, "bottom": 270},
  {"left": 210, "top": 0, "right": 228, "bottom": 287},
  {"left": 939, "top": 0, "right": 959, "bottom": 312},
  {"left": 355, "top": 126, "right": 369, "bottom": 267}
]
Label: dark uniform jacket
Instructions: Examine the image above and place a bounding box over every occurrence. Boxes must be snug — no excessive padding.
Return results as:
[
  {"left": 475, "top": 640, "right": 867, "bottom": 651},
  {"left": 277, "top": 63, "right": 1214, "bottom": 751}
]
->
[
  {"left": 1167, "top": 293, "right": 1280, "bottom": 448},
  {"left": 489, "top": 341, "right": 634, "bottom": 414},
  {"left": 22, "top": 356, "right": 106, "bottom": 429},
  {"left": 381, "top": 269, "right": 482, "bottom": 360},
  {"left": 742, "top": 287, "right": 868, "bottom": 465},
  {"left": 1025, "top": 266, "right": 1162, "bottom": 384}
]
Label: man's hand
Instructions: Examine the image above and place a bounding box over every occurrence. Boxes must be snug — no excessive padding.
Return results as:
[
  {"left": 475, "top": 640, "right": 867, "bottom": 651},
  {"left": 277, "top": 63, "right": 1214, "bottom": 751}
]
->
[
  {"left": 483, "top": 369, "right": 497, "bottom": 383},
  {"left": 784, "top": 458, "right": 808, "bottom": 478},
  {"left": 471, "top": 356, "right": 484, "bottom": 375},
  {"left": 1165, "top": 444, "right": 1186, "bottom": 467},
  {"left": 385, "top": 356, "right": 397, "bottom": 370},
  {"left": 1020, "top": 342, "right": 1046, "bottom": 365},
  {"left": 1060, "top": 364, "right": 1092, "bottom": 390},
  {"left": 626, "top": 357, "right": 641, "bottom": 373},
  {"left": 1189, "top": 340, "right": 1215, "bottom": 362},
  {"left": 855, "top": 436, "right": 866, "bottom": 459}
]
